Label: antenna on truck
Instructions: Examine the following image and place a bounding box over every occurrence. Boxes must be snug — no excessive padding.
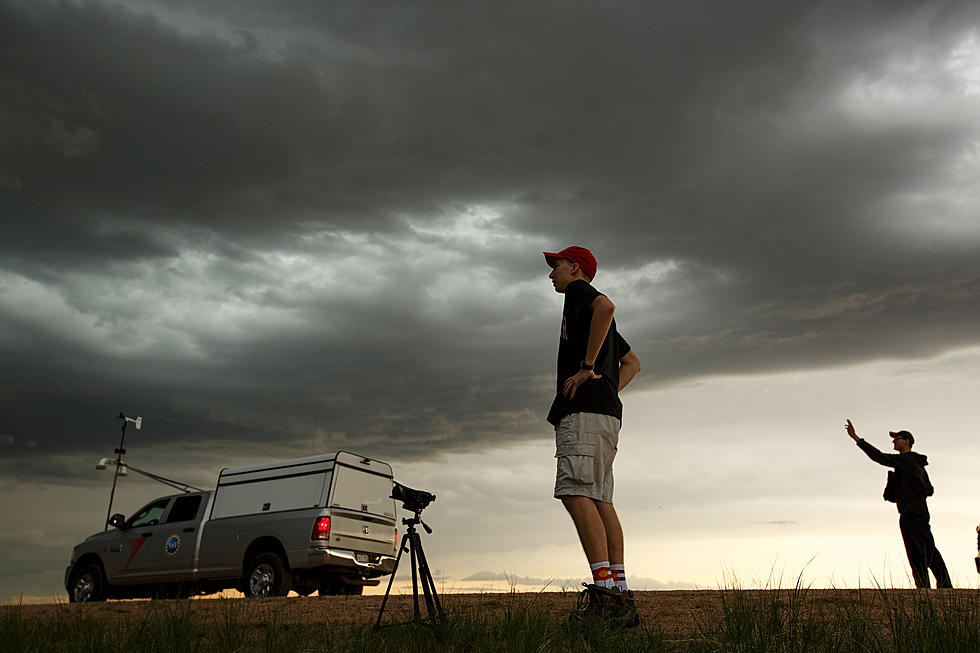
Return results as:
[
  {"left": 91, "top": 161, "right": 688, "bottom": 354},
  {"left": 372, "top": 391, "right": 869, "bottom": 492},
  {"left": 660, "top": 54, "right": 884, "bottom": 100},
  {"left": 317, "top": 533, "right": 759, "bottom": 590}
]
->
[
  {"left": 310, "top": 406, "right": 321, "bottom": 454},
  {"left": 98, "top": 412, "right": 204, "bottom": 530},
  {"left": 101, "top": 412, "right": 139, "bottom": 531}
]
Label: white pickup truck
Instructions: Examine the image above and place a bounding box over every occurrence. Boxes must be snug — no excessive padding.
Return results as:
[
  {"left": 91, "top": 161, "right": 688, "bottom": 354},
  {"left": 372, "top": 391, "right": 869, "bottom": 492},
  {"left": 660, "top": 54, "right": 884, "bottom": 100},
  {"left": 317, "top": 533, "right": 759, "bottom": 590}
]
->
[{"left": 65, "top": 451, "right": 398, "bottom": 601}]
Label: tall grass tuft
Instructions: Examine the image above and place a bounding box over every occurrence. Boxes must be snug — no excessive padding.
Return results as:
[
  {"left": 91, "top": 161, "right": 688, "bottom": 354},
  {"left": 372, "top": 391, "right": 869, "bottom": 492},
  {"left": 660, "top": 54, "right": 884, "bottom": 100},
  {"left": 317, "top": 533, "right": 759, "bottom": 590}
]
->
[
  {"left": 694, "top": 567, "right": 830, "bottom": 652},
  {"left": 882, "top": 588, "right": 980, "bottom": 653}
]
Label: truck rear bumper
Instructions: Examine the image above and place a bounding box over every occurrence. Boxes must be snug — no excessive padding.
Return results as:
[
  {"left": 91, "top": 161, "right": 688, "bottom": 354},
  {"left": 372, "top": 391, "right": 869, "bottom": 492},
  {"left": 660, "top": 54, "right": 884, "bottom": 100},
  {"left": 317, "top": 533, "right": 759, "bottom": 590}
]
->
[{"left": 306, "top": 546, "right": 396, "bottom": 577}]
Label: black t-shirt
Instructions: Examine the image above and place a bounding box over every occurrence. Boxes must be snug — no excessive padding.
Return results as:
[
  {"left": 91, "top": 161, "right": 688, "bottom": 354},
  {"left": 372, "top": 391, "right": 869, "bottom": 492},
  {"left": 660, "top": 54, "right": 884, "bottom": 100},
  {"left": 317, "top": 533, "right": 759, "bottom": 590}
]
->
[{"left": 547, "top": 280, "right": 631, "bottom": 426}]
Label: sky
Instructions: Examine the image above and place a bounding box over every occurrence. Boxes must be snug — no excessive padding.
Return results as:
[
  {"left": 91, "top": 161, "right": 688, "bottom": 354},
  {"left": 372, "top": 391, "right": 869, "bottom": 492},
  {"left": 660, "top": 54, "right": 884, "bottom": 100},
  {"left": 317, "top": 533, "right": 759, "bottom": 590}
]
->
[{"left": 2, "top": 0, "right": 980, "bottom": 602}]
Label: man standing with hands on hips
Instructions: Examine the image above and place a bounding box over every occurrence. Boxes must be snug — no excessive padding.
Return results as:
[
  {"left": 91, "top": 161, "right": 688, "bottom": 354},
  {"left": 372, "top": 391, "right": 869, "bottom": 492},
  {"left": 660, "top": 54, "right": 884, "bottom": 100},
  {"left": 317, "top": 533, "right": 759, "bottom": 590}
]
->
[
  {"left": 846, "top": 419, "right": 952, "bottom": 589},
  {"left": 545, "top": 246, "right": 642, "bottom": 627}
]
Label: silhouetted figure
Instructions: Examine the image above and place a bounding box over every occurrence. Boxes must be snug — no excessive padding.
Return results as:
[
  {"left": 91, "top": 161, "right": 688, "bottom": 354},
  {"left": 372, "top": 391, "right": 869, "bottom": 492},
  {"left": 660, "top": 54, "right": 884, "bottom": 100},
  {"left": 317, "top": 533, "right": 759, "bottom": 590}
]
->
[{"left": 846, "top": 419, "right": 952, "bottom": 589}]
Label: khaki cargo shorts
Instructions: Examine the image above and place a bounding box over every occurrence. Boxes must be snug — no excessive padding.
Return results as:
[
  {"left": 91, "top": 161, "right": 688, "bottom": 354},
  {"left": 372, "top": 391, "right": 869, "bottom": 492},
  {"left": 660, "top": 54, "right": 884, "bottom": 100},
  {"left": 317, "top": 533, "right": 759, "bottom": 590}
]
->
[{"left": 553, "top": 412, "right": 621, "bottom": 503}]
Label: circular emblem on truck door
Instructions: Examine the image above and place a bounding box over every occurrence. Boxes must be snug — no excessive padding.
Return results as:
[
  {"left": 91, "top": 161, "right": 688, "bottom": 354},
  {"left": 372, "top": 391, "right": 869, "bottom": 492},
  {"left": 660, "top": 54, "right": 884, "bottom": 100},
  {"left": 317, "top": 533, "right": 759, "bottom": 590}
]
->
[{"left": 165, "top": 535, "right": 181, "bottom": 556}]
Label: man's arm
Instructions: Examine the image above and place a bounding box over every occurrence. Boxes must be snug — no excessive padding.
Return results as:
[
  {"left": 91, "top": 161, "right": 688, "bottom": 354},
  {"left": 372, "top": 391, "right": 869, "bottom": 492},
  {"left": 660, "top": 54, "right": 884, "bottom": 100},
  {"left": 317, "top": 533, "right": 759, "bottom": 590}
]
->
[
  {"left": 618, "top": 350, "right": 641, "bottom": 392},
  {"left": 563, "top": 295, "right": 615, "bottom": 399},
  {"left": 584, "top": 295, "right": 615, "bottom": 366},
  {"left": 846, "top": 419, "right": 897, "bottom": 468}
]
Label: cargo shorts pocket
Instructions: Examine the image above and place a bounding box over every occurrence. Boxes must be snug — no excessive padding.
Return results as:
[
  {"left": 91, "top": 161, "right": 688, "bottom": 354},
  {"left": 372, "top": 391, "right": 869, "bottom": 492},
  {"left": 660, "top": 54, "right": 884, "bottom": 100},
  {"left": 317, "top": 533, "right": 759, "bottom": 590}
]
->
[{"left": 555, "top": 441, "right": 596, "bottom": 485}]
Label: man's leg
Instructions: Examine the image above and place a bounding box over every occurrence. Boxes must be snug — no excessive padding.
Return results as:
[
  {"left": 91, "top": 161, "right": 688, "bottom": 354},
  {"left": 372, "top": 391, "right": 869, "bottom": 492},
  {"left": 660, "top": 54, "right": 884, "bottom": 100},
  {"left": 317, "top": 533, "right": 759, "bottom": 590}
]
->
[
  {"left": 561, "top": 495, "right": 608, "bottom": 563},
  {"left": 921, "top": 521, "right": 953, "bottom": 588},
  {"left": 555, "top": 414, "right": 610, "bottom": 565},
  {"left": 595, "top": 499, "right": 639, "bottom": 626},
  {"left": 927, "top": 546, "right": 953, "bottom": 588},
  {"left": 597, "top": 500, "right": 632, "bottom": 594},
  {"left": 899, "top": 514, "right": 931, "bottom": 588},
  {"left": 592, "top": 415, "right": 628, "bottom": 593},
  {"left": 561, "top": 495, "right": 619, "bottom": 591},
  {"left": 596, "top": 501, "right": 624, "bottom": 565}
]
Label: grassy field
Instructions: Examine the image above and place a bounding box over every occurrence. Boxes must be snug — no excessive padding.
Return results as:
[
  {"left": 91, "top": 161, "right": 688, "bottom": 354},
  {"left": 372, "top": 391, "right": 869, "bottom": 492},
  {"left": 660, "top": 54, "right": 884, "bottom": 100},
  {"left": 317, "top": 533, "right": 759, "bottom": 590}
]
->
[{"left": 4, "top": 585, "right": 980, "bottom": 652}]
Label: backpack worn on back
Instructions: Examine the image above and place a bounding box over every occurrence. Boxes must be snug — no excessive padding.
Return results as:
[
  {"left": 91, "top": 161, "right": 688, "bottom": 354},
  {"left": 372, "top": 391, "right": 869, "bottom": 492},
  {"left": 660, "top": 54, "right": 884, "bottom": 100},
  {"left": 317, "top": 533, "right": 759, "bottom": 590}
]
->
[
  {"left": 883, "top": 464, "right": 933, "bottom": 503},
  {"left": 916, "top": 465, "right": 934, "bottom": 497}
]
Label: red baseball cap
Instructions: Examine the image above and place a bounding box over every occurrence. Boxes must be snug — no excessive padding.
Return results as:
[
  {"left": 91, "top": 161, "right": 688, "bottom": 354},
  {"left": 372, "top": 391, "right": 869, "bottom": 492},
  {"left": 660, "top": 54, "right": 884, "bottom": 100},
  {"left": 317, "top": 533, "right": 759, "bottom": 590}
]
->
[{"left": 543, "top": 246, "right": 597, "bottom": 280}]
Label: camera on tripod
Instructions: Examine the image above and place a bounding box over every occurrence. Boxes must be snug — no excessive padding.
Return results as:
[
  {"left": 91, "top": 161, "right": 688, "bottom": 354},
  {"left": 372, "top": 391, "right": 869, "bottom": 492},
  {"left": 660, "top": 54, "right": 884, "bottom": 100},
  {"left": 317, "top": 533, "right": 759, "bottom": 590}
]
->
[
  {"left": 376, "top": 480, "right": 443, "bottom": 629},
  {"left": 391, "top": 480, "right": 435, "bottom": 513}
]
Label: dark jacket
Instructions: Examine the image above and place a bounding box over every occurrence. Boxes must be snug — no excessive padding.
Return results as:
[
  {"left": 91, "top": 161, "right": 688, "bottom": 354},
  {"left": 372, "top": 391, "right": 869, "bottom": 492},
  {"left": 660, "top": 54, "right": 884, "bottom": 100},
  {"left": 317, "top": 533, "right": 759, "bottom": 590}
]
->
[{"left": 856, "top": 439, "right": 932, "bottom": 516}]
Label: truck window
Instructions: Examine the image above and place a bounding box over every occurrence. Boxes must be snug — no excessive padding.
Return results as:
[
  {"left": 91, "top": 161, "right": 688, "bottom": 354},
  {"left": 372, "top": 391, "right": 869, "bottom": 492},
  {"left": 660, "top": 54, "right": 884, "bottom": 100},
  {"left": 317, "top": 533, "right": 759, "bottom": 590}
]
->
[
  {"left": 330, "top": 465, "right": 395, "bottom": 516},
  {"left": 212, "top": 469, "right": 331, "bottom": 519},
  {"left": 127, "top": 498, "right": 170, "bottom": 528},
  {"left": 166, "top": 495, "right": 203, "bottom": 523}
]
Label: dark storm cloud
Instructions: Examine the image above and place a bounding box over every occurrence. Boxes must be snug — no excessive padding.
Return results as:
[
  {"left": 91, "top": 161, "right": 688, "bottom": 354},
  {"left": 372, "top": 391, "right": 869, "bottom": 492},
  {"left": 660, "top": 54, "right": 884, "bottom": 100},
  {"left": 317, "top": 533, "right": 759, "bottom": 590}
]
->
[{"left": 2, "top": 0, "right": 980, "bottom": 466}]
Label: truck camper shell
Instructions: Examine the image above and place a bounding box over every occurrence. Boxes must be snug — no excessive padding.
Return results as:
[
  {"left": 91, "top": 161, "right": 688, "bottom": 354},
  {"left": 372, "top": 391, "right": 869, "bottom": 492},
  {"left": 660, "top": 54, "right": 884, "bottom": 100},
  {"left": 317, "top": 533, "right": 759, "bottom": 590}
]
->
[{"left": 214, "top": 451, "right": 396, "bottom": 519}]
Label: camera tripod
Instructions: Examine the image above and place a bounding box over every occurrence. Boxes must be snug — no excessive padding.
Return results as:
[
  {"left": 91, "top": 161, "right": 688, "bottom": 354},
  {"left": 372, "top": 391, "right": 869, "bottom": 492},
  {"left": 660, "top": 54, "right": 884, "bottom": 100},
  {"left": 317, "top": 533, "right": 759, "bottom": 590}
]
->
[{"left": 374, "top": 508, "right": 443, "bottom": 629}]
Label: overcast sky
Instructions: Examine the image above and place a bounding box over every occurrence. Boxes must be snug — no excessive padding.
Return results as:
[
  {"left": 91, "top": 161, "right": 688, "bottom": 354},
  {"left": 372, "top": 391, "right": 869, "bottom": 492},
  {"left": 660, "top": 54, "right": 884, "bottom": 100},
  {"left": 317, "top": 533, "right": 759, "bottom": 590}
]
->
[{"left": 2, "top": 0, "right": 980, "bottom": 601}]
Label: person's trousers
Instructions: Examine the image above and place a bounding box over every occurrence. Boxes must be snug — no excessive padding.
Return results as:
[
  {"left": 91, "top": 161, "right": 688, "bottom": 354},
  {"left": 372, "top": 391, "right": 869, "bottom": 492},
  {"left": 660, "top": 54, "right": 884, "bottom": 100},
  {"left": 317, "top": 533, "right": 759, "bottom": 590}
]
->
[{"left": 899, "top": 512, "right": 952, "bottom": 588}]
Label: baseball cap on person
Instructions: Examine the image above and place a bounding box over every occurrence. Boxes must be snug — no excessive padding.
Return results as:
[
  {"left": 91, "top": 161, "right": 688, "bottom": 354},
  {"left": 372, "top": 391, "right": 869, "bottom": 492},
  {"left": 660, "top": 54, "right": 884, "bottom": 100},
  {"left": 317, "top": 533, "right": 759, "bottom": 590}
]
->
[
  {"left": 543, "top": 246, "right": 597, "bottom": 280},
  {"left": 890, "top": 430, "right": 915, "bottom": 445}
]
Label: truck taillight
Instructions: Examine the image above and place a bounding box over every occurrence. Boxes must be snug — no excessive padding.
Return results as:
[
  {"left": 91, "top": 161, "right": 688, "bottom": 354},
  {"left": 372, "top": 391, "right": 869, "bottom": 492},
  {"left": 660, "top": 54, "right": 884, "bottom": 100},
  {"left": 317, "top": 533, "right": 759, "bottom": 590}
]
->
[
  {"left": 312, "top": 516, "right": 331, "bottom": 541},
  {"left": 394, "top": 528, "right": 398, "bottom": 553}
]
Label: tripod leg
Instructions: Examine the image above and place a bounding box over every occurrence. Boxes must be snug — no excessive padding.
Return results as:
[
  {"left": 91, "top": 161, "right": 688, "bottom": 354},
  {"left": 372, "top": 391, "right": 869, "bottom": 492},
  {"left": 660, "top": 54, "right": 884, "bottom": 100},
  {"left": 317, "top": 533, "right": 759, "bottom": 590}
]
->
[
  {"left": 409, "top": 533, "right": 421, "bottom": 622},
  {"left": 374, "top": 532, "right": 409, "bottom": 629},
  {"left": 413, "top": 534, "right": 443, "bottom": 620}
]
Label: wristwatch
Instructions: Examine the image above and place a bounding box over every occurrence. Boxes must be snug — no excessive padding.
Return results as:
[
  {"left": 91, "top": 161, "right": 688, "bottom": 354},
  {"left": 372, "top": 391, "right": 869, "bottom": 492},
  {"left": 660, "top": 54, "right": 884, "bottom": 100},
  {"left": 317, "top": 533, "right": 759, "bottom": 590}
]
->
[{"left": 580, "top": 361, "right": 594, "bottom": 371}]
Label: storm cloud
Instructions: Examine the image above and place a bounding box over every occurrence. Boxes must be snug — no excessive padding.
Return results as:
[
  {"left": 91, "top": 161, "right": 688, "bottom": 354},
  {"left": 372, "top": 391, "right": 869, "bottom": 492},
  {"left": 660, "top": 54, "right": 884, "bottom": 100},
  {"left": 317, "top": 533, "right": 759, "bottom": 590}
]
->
[{"left": 3, "top": 0, "right": 978, "bottom": 465}]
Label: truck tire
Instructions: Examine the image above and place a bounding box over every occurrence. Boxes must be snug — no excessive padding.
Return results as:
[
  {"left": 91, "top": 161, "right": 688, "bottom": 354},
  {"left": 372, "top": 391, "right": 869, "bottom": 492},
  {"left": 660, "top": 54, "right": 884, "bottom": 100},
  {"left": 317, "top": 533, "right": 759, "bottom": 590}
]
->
[
  {"left": 68, "top": 563, "right": 108, "bottom": 603},
  {"left": 244, "top": 552, "right": 291, "bottom": 597}
]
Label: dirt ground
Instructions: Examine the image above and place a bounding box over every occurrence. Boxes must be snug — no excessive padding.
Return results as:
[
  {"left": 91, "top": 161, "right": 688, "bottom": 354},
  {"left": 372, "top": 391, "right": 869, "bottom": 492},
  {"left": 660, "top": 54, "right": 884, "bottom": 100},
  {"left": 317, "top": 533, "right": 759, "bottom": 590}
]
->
[{"left": 2, "top": 589, "right": 963, "bottom": 637}]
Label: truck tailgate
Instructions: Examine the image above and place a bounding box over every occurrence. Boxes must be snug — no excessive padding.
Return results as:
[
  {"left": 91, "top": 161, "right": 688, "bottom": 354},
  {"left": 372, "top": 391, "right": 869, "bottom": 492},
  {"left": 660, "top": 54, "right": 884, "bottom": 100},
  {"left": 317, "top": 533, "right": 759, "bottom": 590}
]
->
[
  {"left": 325, "top": 458, "right": 398, "bottom": 556},
  {"left": 329, "top": 512, "right": 396, "bottom": 556}
]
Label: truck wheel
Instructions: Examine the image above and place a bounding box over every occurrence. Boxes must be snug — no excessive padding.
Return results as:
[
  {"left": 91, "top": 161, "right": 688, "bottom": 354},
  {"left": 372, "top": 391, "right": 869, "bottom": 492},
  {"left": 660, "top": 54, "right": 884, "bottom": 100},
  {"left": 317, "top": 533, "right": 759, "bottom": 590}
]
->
[
  {"left": 244, "top": 552, "right": 291, "bottom": 597},
  {"left": 68, "top": 563, "right": 108, "bottom": 603}
]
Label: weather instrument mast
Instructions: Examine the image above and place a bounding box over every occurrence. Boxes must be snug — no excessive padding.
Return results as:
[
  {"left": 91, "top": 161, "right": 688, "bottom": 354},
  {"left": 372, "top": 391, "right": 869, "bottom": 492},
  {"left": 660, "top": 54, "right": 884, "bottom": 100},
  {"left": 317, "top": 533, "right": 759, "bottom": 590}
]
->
[
  {"left": 101, "top": 413, "right": 140, "bottom": 530},
  {"left": 98, "top": 412, "right": 203, "bottom": 530}
]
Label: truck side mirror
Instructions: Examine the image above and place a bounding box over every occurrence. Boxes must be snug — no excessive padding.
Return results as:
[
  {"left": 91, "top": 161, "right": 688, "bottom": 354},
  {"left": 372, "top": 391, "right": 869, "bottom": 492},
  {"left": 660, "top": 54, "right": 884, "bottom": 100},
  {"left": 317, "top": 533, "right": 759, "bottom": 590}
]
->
[{"left": 108, "top": 513, "right": 127, "bottom": 529}]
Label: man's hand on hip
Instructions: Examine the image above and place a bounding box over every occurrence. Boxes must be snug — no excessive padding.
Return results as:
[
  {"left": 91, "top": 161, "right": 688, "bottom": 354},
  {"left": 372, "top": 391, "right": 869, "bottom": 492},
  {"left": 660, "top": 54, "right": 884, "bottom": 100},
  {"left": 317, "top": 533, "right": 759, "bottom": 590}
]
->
[{"left": 564, "top": 368, "right": 603, "bottom": 399}]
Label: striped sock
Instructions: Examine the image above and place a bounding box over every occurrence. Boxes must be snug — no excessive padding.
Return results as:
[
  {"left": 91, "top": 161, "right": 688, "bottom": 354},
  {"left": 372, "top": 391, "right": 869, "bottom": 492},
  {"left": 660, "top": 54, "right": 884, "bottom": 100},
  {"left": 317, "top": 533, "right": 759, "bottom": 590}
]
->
[
  {"left": 590, "top": 561, "right": 614, "bottom": 589},
  {"left": 611, "top": 564, "right": 628, "bottom": 591}
]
